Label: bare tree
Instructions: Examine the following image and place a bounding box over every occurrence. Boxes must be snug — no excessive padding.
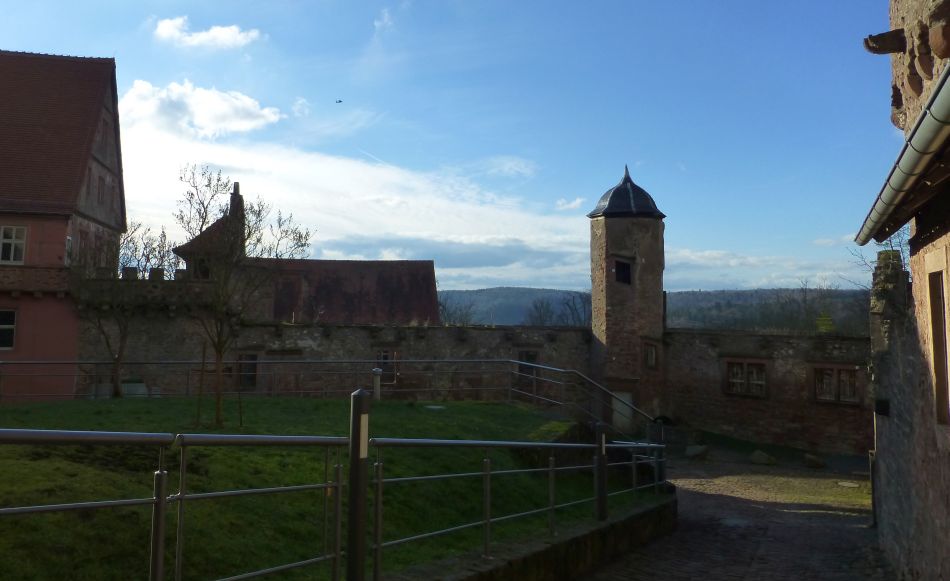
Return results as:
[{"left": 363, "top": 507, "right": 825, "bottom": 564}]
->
[
  {"left": 439, "top": 294, "right": 477, "bottom": 325},
  {"left": 556, "top": 291, "right": 592, "bottom": 327},
  {"left": 175, "top": 166, "right": 313, "bottom": 425},
  {"left": 524, "top": 297, "right": 557, "bottom": 326},
  {"left": 174, "top": 164, "right": 232, "bottom": 239},
  {"left": 72, "top": 222, "right": 180, "bottom": 397},
  {"left": 119, "top": 221, "right": 180, "bottom": 278},
  {"left": 846, "top": 224, "right": 911, "bottom": 287}
]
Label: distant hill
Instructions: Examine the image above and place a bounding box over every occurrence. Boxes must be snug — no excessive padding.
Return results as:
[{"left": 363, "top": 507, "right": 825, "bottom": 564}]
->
[
  {"left": 666, "top": 288, "right": 870, "bottom": 336},
  {"left": 438, "top": 287, "right": 589, "bottom": 326},
  {"left": 439, "top": 287, "right": 870, "bottom": 336}
]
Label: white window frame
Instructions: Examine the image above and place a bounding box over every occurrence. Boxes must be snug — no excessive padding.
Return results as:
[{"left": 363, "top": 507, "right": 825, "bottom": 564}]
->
[{"left": 0, "top": 226, "right": 26, "bottom": 264}]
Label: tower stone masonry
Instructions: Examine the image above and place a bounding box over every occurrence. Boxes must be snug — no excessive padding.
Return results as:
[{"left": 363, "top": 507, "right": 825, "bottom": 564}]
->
[{"left": 588, "top": 166, "right": 666, "bottom": 418}]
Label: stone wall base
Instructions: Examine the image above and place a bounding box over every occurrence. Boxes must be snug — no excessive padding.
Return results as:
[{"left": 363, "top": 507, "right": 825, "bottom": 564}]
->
[{"left": 391, "top": 491, "right": 677, "bottom": 580}]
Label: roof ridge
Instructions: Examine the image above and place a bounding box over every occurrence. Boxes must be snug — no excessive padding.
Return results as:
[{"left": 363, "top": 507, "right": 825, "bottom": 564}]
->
[{"left": 0, "top": 49, "right": 114, "bottom": 63}]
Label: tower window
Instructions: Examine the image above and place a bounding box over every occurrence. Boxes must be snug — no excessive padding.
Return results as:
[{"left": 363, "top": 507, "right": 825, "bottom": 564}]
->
[{"left": 615, "top": 260, "right": 631, "bottom": 284}]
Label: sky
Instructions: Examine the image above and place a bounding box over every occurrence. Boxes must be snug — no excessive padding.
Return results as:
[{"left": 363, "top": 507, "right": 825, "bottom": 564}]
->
[{"left": 1, "top": 1, "right": 900, "bottom": 290}]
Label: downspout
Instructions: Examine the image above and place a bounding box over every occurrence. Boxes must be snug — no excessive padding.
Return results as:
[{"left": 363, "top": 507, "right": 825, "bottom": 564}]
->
[{"left": 856, "top": 64, "right": 950, "bottom": 245}]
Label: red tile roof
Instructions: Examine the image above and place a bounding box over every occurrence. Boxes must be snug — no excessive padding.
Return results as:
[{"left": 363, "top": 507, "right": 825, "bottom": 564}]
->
[
  {"left": 261, "top": 258, "right": 441, "bottom": 325},
  {"left": 0, "top": 50, "right": 115, "bottom": 214}
]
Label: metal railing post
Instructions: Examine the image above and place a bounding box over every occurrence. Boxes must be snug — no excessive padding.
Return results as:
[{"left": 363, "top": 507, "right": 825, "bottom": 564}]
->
[
  {"left": 373, "top": 461, "right": 383, "bottom": 581},
  {"left": 547, "top": 455, "right": 556, "bottom": 536},
  {"left": 653, "top": 447, "right": 660, "bottom": 494},
  {"left": 347, "top": 389, "right": 372, "bottom": 581},
  {"left": 631, "top": 449, "right": 639, "bottom": 492},
  {"left": 174, "top": 446, "right": 188, "bottom": 581},
  {"left": 332, "top": 462, "right": 343, "bottom": 581},
  {"left": 482, "top": 456, "right": 492, "bottom": 558},
  {"left": 372, "top": 368, "right": 382, "bottom": 401},
  {"left": 149, "top": 455, "right": 169, "bottom": 581},
  {"left": 594, "top": 422, "right": 608, "bottom": 521}
]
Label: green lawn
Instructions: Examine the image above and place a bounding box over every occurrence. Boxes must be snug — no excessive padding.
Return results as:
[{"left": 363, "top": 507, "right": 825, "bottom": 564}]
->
[{"left": 0, "top": 397, "right": 652, "bottom": 580}]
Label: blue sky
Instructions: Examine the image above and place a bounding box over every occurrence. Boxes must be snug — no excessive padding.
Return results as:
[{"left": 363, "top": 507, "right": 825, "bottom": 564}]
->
[{"left": 2, "top": 1, "right": 897, "bottom": 290}]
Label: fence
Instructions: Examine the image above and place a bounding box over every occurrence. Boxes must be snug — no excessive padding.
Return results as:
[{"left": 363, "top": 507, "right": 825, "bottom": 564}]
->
[
  {"left": 0, "top": 358, "right": 657, "bottom": 441},
  {"left": 0, "top": 390, "right": 667, "bottom": 580}
]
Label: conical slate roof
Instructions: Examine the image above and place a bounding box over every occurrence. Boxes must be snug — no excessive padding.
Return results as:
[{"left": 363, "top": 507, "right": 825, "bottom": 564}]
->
[{"left": 587, "top": 166, "right": 665, "bottom": 219}]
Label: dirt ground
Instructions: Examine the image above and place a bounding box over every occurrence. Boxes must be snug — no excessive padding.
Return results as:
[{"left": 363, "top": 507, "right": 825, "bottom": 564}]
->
[{"left": 586, "top": 453, "right": 895, "bottom": 581}]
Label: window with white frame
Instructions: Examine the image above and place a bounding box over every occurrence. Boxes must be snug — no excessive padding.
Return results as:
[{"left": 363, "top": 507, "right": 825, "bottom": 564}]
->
[
  {"left": 814, "top": 366, "right": 861, "bottom": 404},
  {"left": 0, "top": 227, "right": 25, "bottom": 264},
  {"left": 723, "top": 360, "right": 767, "bottom": 397},
  {"left": 0, "top": 311, "right": 15, "bottom": 349}
]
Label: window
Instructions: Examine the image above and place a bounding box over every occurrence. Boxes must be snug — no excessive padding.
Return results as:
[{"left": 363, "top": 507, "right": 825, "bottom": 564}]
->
[
  {"left": 644, "top": 343, "right": 658, "bottom": 369},
  {"left": 517, "top": 350, "right": 539, "bottom": 386},
  {"left": 0, "top": 311, "right": 15, "bottom": 349},
  {"left": 723, "top": 360, "right": 767, "bottom": 397},
  {"left": 236, "top": 354, "right": 258, "bottom": 389},
  {"left": 0, "top": 227, "right": 25, "bottom": 264},
  {"left": 814, "top": 366, "right": 860, "bottom": 404},
  {"left": 615, "top": 260, "right": 631, "bottom": 284},
  {"left": 929, "top": 271, "right": 950, "bottom": 424},
  {"left": 376, "top": 350, "right": 398, "bottom": 384}
]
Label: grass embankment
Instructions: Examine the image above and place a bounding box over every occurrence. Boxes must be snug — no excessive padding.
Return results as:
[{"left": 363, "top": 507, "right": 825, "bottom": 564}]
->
[{"left": 0, "top": 398, "right": 648, "bottom": 580}]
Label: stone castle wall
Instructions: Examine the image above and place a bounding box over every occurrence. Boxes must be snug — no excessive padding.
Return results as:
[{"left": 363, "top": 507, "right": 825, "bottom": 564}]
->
[
  {"left": 78, "top": 318, "right": 592, "bottom": 402},
  {"left": 663, "top": 329, "right": 872, "bottom": 455}
]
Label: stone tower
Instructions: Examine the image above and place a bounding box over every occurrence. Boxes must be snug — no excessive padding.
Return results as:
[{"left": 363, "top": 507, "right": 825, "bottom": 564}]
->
[{"left": 588, "top": 166, "right": 665, "bottom": 418}]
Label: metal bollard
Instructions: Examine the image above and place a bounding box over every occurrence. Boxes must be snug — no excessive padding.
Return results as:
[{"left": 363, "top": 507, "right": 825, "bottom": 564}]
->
[
  {"left": 372, "top": 368, "right": 382, "bottom": 401},
  {"left": 149, "top": 468, "right": 168, "bottom": 581},
  {"left": 594, "top": 422, "right": 608, "bottom": 521},
  {"left": 347, "top": 389, "right": 372, "bottom": 581}
]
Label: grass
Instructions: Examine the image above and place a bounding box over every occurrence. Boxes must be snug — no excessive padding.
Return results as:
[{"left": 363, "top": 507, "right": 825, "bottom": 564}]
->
[{"left": 0, "top": 397, "right": 658, "bottom": 580}]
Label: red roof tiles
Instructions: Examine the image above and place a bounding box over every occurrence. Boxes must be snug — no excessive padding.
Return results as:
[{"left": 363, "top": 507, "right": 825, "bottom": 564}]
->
[{"left": 0, "top": 50, "right": 115, "bottom": 214}]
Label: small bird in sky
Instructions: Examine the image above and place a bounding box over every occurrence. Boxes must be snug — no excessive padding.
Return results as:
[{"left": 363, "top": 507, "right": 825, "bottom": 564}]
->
[{"left": 335, "top": 99, "right": 343, "bottom": 103}]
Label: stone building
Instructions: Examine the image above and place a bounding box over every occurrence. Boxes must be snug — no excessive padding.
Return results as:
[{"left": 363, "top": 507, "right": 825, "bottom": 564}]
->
[
  {"left": 0, "top": 49, "right": 874, "bottom": 461},
  {"left": 855, "top": 1, "right": 950, "bottom": 578},
  {"left": 0, "top": 50, "right": 127, "bottom": 400}
]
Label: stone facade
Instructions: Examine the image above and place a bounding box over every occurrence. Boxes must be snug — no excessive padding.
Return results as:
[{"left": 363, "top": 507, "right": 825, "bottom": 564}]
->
[
  {"left": 857, "top": 1, "right": 950, "bottom": 578},
  {"left": 870, "top": 248, "right": 950, "bottom": 580},
  {"left": 875, "top": 0, "right": 950, "bottom": 129},
  {"left": 77, "top": 316, "right": 592, "bottom": 402},
  {"left": 664, "top": 329, "right": 872, "bottom": 455}
]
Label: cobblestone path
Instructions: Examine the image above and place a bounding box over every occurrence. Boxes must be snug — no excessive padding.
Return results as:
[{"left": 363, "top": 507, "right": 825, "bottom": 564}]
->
[{"left": 587, "top": 459, "right": 894, "bottom": 581}]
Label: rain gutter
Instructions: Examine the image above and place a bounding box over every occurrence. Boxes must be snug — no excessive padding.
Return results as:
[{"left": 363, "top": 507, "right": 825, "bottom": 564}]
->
[{"left": 856, "top": 64, "right": 950, "bottom": 245}]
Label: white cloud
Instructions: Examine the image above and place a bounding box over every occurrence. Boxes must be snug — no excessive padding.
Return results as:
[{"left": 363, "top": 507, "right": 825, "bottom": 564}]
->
[
  {"left": 154, "top": 16, "right": 261, "bottom": 49},
  {"left": 373, "top": 8, "right": 394, "bottom": 35},
  {"left": 482, "top": 155, "right": 537, "bottom": 178},
  {"left": 117, "top": 78, "right": 868, "bottom": 292},
  {"left": 120, "top": 80, "right": 281, "bottom": 139},
  {"left": 292, "top": 97, "right": 311, "bottom": 118},
  {"left": 118, "top": 79, "right": 590, "bottom": 289},
  {"left": 812, "top": 234, "right": 855, "bottom": 247},
  {"left": 302, "top": 108, "right": 384, "bottom": 139},
  {"left": 555, "top": 197, "right": 584, "bottom": 211}
]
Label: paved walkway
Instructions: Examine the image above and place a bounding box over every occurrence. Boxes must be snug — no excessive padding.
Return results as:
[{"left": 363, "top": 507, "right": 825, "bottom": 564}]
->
[{"left": 587, "top": 458, "right": 894, "bottom": 581}]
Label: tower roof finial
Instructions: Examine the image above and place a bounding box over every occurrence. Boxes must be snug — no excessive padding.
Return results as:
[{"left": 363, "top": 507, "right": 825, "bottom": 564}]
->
[{"left": 586, "top": 165, "right": 665, "bottom": 219}]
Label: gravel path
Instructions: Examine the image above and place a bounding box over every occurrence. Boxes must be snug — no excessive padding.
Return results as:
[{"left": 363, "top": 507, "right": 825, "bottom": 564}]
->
[{"left": 586, "top": 458, "right": 894, "bottom": 580}]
